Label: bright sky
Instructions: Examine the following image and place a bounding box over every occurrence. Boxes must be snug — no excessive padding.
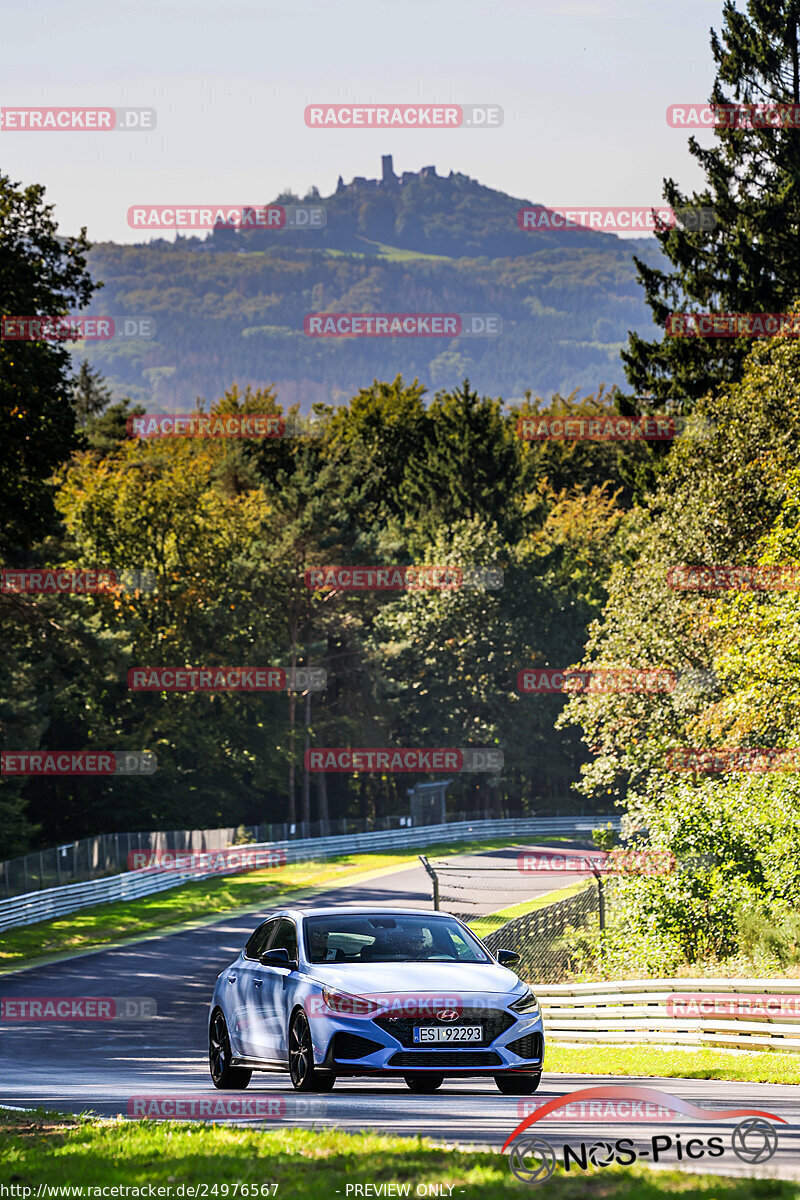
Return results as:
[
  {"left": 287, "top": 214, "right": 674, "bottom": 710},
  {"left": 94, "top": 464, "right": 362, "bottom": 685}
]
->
[{"left": 0, "top": 0, "right": 725, "bottom": 244}]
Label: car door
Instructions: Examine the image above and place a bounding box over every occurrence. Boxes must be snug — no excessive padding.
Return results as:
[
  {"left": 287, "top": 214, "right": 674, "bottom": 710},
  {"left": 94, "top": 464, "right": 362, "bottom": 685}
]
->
[
  {"left": 252, "top": 917, "right": 298, "bottom": 1059},
  {"left": 233, "top": 918, "right": 279, "bottom": 1057}
]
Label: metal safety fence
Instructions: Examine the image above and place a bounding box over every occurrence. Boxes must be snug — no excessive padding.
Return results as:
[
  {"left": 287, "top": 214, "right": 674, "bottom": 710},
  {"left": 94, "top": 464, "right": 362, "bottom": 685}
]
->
[
  {"left": 534, "top": 977, "right": 800, "bottom": 1052},
  {"left": 0, "top": 816, "right": 613, "bottom": 933},
  {"left": 0, "top": 809, "right": 507, "bottom": 899},
  {"left": 481, "top": 885, "right": 604, "bottom": 983}
]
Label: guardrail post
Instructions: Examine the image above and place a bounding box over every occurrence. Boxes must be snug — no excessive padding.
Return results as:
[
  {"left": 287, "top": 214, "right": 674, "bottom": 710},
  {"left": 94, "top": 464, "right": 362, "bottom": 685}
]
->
[{"left": 418, "top": 854, "right": 439, "bottom": 910}]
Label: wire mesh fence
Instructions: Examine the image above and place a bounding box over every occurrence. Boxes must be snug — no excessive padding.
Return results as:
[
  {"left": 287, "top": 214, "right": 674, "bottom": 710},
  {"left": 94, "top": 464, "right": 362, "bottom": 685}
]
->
[
  {"left": 422, "top": 845, "right": 611, "bottom": 924},
  {"left": 482, "top": 886, "right": 605, "bottom": 983},
  {"left": 423, "top": 851, "right": 568, "bottom": 924},
  {"left": 420, "top": 847, "right": 613, "bottom": 983}
]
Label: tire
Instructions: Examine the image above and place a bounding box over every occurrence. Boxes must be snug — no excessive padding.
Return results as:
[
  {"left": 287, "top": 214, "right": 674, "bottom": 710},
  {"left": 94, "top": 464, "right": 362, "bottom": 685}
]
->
[
  {"left": 495, "top": 1073, "right": 541, "bottom": 1095},
  {"left": 209, "top": 1009, "right": 252, "bottom": 1090},
  {"left": 288, "top": 1009, "right": 336, "bottom": 1092},
  {"left": 404, "top": 1074, "right": 444, "bottom": 1093}
]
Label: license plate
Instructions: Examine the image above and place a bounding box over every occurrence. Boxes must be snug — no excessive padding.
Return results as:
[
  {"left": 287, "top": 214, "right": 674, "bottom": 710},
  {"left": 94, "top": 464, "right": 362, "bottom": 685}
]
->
[{"left": 413, "top": 1025, "right": 482, "bottom": 1044}]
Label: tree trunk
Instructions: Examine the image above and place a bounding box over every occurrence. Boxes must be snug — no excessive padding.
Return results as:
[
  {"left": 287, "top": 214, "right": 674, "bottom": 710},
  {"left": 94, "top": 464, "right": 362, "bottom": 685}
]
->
[
  {"left": 317, "top": 769, "right": 330, "bottom": 835},
  {"left": 287, "top": 639, "right": 297, "bottom": 826},
  {"left": 301, "top": 689, "right": 312, "bottom": 827}
]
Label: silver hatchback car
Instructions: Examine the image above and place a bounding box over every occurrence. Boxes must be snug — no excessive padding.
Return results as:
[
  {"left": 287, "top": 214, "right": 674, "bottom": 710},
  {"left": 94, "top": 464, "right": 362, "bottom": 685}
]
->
[{"left": 209, "top": 906, "right": 544, "bottom": 1093}]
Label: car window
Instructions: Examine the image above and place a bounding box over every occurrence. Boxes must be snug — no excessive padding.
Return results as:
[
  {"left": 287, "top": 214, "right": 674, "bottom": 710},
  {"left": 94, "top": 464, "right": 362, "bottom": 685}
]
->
[
  {"left": 244, "top": 918, "right": 278, "bottom": 960},
  {"left": 271, "top": 917, "right": 298, "bottom": 962},
  {"left": 303, "top": 914, "right": 490, "bottom": 963},
  {"left": 446, "top": 926, "right": 477, "bottom": 960}
]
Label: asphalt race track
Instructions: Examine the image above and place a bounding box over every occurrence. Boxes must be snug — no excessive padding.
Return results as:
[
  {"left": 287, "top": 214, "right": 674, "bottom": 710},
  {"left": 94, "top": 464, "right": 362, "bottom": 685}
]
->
[{"left": 2, "top": 843, "right": 800, "bottom": 1182}]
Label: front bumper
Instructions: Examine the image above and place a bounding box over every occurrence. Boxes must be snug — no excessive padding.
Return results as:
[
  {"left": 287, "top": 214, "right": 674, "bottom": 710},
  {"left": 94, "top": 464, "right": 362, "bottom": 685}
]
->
[{"left": 312, "top": 1010, "right": 545, "bottom": 1075}]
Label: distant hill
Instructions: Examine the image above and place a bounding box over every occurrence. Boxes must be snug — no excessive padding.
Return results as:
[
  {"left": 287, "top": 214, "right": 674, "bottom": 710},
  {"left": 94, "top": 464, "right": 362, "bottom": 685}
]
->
[
  {"left": 80, "top": 158, "right": 665, "bottom": 410},
  {"left": 231, "top": 157, "right": 632, "bottom": 258}
]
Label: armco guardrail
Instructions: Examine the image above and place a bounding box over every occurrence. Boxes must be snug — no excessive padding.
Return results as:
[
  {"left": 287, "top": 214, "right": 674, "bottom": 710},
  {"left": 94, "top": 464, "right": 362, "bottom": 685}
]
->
[
  {"left": 537, "top": 978, "right": 800, "bottom": 1052},
  {"left": 0, "top": 810, "right": 507, "bottom": 898},
  {"left": 0, "top": 816, "right": 617, "bottom": 933}
]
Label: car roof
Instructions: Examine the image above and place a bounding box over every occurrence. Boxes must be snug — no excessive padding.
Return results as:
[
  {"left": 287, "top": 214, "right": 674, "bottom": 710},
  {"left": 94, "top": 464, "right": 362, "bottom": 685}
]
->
[{"left": 266, "top": 906, "right": 460, "bottom": 921}]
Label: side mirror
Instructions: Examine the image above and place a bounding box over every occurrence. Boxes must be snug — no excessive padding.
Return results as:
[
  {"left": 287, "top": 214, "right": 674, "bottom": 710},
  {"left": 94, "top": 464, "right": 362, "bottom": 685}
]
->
[
  {"left": 496, "top": 948, "right": 520, "bottom": 966},
  {"left": 260, "top": 947, "right": 295, "bottom": 968}
]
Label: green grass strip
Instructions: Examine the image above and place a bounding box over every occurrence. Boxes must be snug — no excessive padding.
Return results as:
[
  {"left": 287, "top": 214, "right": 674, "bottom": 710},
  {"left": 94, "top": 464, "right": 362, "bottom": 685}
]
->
[
  {"left": 546, "top": 1043, "right": 800, "bottom": 1085},
  {"left": 0, "top": 1111, "right": 794, "bottom": 1197}
]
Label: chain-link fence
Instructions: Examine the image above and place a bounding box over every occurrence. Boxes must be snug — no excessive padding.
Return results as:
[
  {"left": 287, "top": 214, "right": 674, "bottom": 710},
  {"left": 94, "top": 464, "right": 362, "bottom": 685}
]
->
[
  {"left": 482, "top": 886, "right": 605, "bottom": 983},
  {"left": 421, "top": 853, "right": 565, "bottom": 924},
  {"left": 0, "top": 829, "right": 240, "bottom": 898},
  {"left": 418, "top": 846, "right": 617, "bottom": 984}
]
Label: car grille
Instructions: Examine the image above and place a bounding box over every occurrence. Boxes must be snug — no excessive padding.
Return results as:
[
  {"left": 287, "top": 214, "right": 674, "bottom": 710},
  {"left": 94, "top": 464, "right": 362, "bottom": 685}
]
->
[
  {"left": 373, "top": 1008, "right": 515, "bottom": 1048},
  {"left": 331, "top": 1033, "right": 384, "bottom": 1060},
  {"left": 506, "top": 1032, "right": 543, "bottom": 1060},
  {"left": 388, "top": 1050, "right": 503, "bottom": 1068}
]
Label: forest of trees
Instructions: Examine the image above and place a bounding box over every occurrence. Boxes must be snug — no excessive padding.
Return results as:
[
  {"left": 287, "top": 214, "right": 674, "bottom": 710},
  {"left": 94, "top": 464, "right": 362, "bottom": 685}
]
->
[
  {"left": 4, "top": 0, "right": 800, "bottom": 981},
  {"left": 80, "top": 232, "right": 662, "bottom": 411},
  {"left": 1, "top": 342, "right": 646, "bottom": 856}
]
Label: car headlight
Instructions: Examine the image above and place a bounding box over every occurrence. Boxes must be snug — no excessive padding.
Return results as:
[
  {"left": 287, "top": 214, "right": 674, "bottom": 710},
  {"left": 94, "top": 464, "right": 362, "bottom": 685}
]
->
[
  {"left": 510, "top": 988, "right": 540, "bottom": 1016},
  {"left": 321, "top": 987, "right": 379, "bottom": 1016}
]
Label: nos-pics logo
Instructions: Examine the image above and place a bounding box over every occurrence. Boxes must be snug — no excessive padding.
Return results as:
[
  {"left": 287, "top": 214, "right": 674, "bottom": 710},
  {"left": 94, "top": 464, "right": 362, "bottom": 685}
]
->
[{"left": 504, "top": 1086, "right": 782, "bottom": 1185}]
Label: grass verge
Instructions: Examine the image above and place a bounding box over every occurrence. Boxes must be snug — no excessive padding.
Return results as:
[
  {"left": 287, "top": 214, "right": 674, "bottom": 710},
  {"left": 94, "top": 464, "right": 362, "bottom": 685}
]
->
[
  {"left": 546, "top": 1043, "right": 800, "bottom": 1085},
  {"left": 0, "top": 836, "right": 555, "bottom": 973},
  {"left": 1, "top": 1110, "right": 796, "bottom": 1198}
]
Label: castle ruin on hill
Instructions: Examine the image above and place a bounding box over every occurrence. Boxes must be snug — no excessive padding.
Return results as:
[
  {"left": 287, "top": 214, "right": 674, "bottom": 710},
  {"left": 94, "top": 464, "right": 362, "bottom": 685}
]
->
[{"left": 336, "top": 155, "right": 441, "bottom": 192}]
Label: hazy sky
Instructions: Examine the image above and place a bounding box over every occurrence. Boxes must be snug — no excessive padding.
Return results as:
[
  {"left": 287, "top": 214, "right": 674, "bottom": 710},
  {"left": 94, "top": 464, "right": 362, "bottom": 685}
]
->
[{"left": 1, "top": 0, "right": 726, "bottom": 244}]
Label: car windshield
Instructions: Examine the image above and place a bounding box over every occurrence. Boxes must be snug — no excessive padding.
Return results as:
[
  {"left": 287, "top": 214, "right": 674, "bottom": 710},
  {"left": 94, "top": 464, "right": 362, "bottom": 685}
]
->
[{"left": 303, "top": 914, "right": 491, "bottom": 964}]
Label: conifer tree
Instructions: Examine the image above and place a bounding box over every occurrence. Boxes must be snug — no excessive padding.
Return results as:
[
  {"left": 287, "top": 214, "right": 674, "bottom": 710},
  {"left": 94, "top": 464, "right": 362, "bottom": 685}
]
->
[{"left": 624, "top": 0, "right": 800, "bottom": 405}]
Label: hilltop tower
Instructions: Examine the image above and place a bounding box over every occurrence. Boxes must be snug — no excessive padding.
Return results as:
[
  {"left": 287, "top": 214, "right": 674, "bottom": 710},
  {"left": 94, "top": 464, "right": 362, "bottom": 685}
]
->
[{"left": 381, "top": 154, "right": 397, "bottom": 185}]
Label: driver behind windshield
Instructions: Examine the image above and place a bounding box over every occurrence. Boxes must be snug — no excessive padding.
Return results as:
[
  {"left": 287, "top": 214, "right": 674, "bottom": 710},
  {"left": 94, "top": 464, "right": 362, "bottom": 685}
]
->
[
  {"left": 308, "top": 926, "right": 331, "bottom": 962},
  {"left": 398, "top": 924, "right": 429, "bottom": 959}
]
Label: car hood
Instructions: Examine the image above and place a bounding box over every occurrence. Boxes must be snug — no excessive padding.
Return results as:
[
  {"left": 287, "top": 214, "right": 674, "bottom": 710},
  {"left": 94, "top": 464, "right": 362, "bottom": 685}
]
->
[{"left": 301, "top": 960, "right": 524, "bottom": 1000}]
